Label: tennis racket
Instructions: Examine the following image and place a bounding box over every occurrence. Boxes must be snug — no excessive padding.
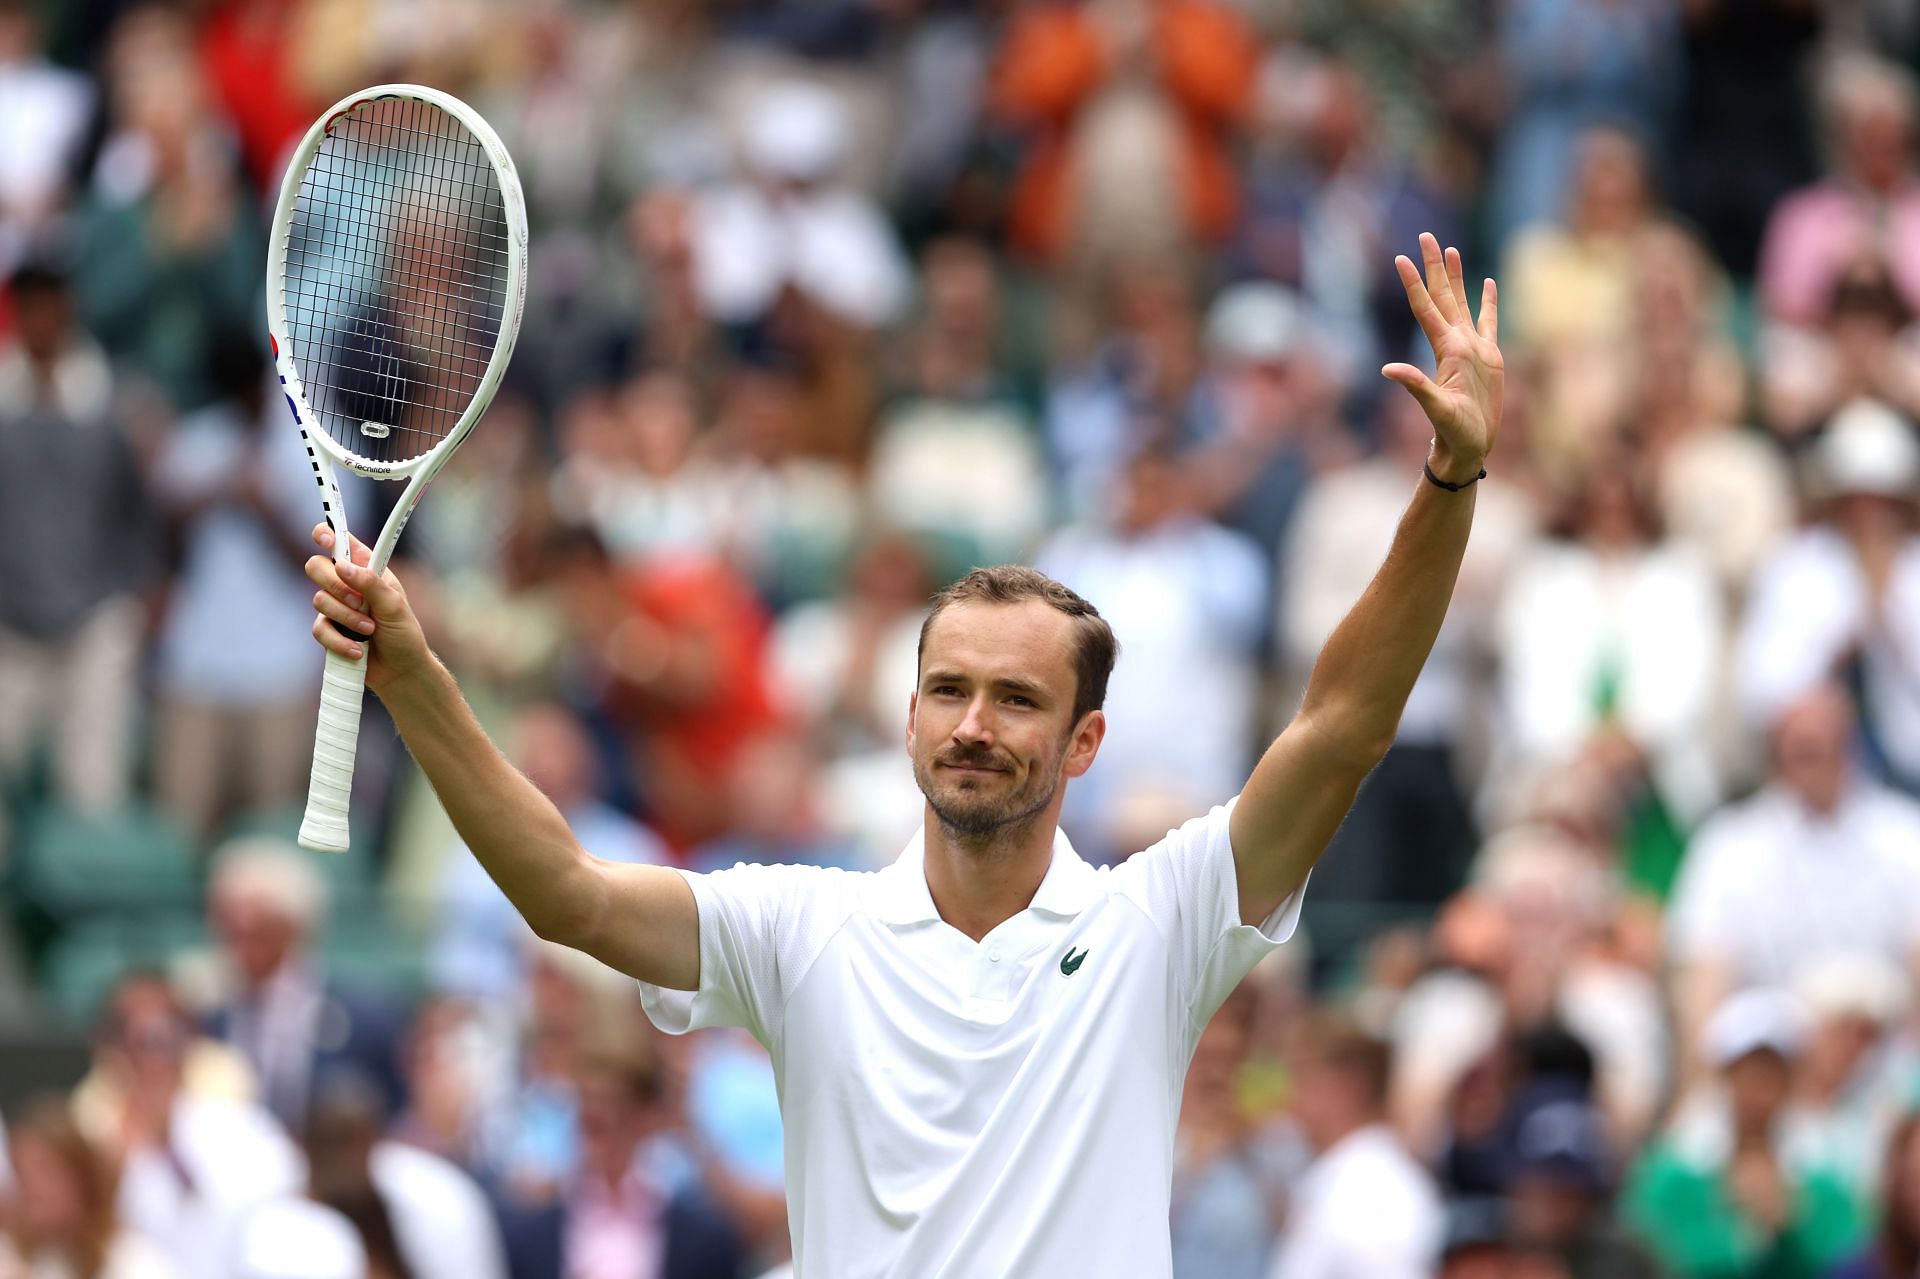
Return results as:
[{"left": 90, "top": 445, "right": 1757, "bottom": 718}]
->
[{"left": 268, "top": 84, "right": 528, "bottom": 853}]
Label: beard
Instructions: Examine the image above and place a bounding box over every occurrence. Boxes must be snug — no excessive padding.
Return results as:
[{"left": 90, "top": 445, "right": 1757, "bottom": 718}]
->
[{"left": 912, "top": 742, "right": 1063, "bottom": 840}]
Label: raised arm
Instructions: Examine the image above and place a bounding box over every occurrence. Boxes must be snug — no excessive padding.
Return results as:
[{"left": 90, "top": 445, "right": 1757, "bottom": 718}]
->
[
  {"left": 305, "top": 527, "right": 700, "bottom": 989},
  {"left": 1230, "top": 233, "right": 1503, "bottom": 924}
]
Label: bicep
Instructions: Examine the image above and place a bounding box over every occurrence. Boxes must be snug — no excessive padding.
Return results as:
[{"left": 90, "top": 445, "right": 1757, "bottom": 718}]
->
[
  {"left": 1230, "top": 715, "right": 1373, "bottom": 925},
  {"left": 574, "top": 860, "right": 701, "bottom": 990}
]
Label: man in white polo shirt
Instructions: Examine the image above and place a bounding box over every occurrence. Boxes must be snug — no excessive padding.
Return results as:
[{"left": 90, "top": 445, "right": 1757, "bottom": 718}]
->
[{"left": 302, "top": 234, "right": 1504, "bottom": 1276}]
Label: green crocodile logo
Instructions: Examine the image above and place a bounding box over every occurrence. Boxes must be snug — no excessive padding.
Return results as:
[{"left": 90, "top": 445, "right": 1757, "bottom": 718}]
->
[{"left": 1060, "top": 947, "right": 1089, "bottom": 976}]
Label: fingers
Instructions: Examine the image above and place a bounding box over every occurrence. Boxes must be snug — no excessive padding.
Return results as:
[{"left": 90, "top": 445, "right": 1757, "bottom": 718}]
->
[
  {"left": 1445, "top": 246, "right": 1469, "bottom": 324},
  {"left": 1394, "top": 254, "right": 1449, "bottom": 348},
  {"left": 337, "top": 558, "right": 401, "bottom": 612},
  {"left": 1478, "top": 276, "right": 1499, "bottom": 344},
  {"left": 1381, "top": 362, "right": 1445, "bottom": 418},
  {"left": 311, "top": 613, "right": 365, "bottom": 660},
  {"left": 305, "top": 554, "right": 367, "bottom": 614},
  {"left": 313, "top": 587, "right": 376, "bottom": 636},
  {"left": 310, "top": 522, "right": 374, "bottom": 567},
  {"left": 1421, "top": 233, "right": 1462, "bottom": 327}
]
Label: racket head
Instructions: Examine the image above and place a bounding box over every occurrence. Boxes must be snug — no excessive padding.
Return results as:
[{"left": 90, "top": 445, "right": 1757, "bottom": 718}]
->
[{"left": 267, "top": 85, "right": 529, "bottom": 479}]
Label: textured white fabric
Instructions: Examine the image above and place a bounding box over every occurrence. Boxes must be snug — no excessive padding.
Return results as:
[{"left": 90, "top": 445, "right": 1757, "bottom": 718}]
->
[
  {"left": 640, "top": 799, "right": 1304, "bottom": 1277},
  {"left": 370, "top": 1140, "right": 508, "bottom": 1279},
  {"left": 1667, "top": 782, "right": 1920, "bottom": 988},
  {"left": 1265, "top": 1126, "right": 1443, "bottom": 1279}
]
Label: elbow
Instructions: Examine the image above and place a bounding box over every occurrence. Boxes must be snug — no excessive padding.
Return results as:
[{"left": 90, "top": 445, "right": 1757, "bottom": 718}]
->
[{"left": 526, "top": 855, "right": 606, "bottom": 951}]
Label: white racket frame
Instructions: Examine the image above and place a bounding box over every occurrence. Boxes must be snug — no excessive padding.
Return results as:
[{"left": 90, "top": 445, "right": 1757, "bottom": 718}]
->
[{"left": 267, "top": 83, "right": 529, "bottom": 853}]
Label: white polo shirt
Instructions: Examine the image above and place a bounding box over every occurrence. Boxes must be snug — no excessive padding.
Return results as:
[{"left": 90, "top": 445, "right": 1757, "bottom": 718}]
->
[{"left": 640, "top": 798, "right": 1304, "bottom": 1278}]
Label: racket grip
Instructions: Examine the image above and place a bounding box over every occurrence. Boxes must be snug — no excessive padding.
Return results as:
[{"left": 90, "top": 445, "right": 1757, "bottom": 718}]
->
[{"left": 298, "top": 648, "right": 369, "bottom": 853}]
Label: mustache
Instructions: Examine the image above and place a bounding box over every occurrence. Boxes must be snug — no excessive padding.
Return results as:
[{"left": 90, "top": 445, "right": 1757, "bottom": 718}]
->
[{"left": 936, "top": 747, "right": 1012, "bottom": 771}]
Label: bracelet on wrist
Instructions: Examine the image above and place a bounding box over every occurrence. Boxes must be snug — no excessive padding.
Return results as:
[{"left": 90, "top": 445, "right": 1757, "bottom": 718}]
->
[{"left": 1423, "top": 460, "right": 1487, "bottom": 491}]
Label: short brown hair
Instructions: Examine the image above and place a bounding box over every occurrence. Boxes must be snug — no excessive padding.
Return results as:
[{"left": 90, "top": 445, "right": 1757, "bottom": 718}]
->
[
  {"left": 917, "top": 566, "right": 1118, "bottom": 726},
  {"left": 1302, "top": 1013, "right": 1393, "bottom": 1112}
]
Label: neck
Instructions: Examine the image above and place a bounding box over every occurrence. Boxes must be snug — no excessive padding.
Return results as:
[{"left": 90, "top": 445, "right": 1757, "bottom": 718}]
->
[
  {"left": 1312, "top": 1112, "right": 1374, "bottom": 1157},
  {"left": 921, "top": 805, "right": 1057, "bottom": 941}
]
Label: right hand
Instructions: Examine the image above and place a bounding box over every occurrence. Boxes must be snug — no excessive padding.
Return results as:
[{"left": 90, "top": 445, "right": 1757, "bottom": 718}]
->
[{"left": 305, "top": 523, "right": 433, "bottom": 694}]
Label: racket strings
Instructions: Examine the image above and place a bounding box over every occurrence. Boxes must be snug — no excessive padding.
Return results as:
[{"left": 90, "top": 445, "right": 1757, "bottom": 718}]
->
[{"left": 281, "top": 97, "right": 511, "bottom": 465}]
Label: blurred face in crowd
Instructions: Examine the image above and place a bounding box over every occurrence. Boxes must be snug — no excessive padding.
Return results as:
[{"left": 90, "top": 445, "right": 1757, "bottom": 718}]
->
[
  {"left": 11, "top": 277, "right": 70, "bottom": 366},
  {"left": 513, "top": 702, "right": 599, "bottom": 812},
  {"left": 1771, "top": 685, "right": 1853, "bottom": 814},
  {"left": 104, "top": 979, "right": 189, "bottom": 1096},
  {"left": 909, "top": 601, "right": 1098, "bottom": 841},
  {"left": 212, "top": 877, "right": 304, "bottom": 985},
  {"left": 1290, "top": 1046, "right": 1380, "bottom": 1154},
  {"left": 1891, "top": 1120, "right": 1920, "bottom": 1235},
  {"left": 1837, "top": 81, "right": 1915, "bottom": 191},
  {"left": 1568, "top": 128, "right": 1649, "bottom": 235},
  {"left": 575, "top": 1064, "right": 659, "bottom": 1184},
  {"left": 1726, "top": 1048, "right": 1794, "bottom": 1136}
]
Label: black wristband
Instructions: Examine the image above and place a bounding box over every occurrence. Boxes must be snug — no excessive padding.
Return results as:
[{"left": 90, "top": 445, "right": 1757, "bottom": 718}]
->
[{"left": 1423, "top": 461, "right": 1487, "bottom": 491}]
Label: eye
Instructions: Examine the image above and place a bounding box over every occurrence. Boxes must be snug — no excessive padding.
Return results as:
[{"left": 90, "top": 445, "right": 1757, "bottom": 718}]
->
[
  {"left": 931, "top": 684, "right": 962, "bottom": 697},
  {"left": 1006, "top": 695, "right": 1035, "bottom": 708}
]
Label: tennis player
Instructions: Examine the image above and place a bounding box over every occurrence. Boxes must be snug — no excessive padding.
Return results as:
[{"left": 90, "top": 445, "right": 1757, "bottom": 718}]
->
[{"left": 306, "top": 233, "right": 1501, "bottom": 1276}]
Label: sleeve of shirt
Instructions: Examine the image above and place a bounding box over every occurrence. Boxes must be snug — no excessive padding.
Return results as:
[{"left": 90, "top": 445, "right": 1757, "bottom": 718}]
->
[
  {"left": 637, "top": 863, "right": 843, "bottom": 1050},
  {"left": 1113, "top": 796, "right": 1306, "bottom": 1041},
  {"left": 1664, "top": 816, "right": 1738, "bottom": 965}
]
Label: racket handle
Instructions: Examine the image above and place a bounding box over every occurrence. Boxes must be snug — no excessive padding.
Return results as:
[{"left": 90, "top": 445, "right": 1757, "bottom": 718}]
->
[{"left": 298, "top": 648, "right": 369, "bottom": 853}]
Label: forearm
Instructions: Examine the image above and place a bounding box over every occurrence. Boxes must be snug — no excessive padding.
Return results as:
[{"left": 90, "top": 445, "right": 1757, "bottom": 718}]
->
[
  {"left": 1297, "top": 471, "right": 1476, "bottom": 760},
  {"left": 379, "top": 656, "right": 601, "bottom": 944}
]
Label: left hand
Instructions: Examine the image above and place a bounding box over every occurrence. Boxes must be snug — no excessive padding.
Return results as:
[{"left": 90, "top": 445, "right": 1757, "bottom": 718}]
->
[{"left": 1383, "top": 232, "right": 1503, "bottom": 485}]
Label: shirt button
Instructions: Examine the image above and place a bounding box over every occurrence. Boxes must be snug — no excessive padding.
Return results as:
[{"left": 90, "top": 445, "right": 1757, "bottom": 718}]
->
[{"left": 987, "top": 946, "right": 1002, "bottom": 962}]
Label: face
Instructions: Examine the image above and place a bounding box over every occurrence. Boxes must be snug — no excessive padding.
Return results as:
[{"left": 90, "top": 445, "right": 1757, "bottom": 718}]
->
[
  {"left": 909, "top": 601, "right": 1101, "bottom": 842},
  {"left": 212, "top": 882, "right": 299, "bottom": 984},
  {"left": 575, "top": 1071, "right": 647, "bottom": 1179},
  {"left": 1898, "top": 1124, "right": 1920, "bottom": 1231},
  {"left": 1726, "top": 1049, "right": 1793, "bottom": 1132},
  {"left": 1772, "top": 686, "right": 1853, "bottom": 813}
]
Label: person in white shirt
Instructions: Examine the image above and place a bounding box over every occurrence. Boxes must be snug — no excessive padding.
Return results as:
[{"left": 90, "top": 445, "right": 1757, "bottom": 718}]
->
[
  {"left": 1738, "top": 396, "right": 1920, "bottom": 792},
  {"left": 300, "top": 233, "right": 1504, "bottom": 1276},
  {"left": 1266, "top": 1017, "right": 1443, "bottom": 1279},
  {"left": 1667, "top": 681, "right": 1920, "bottom": 1069}
]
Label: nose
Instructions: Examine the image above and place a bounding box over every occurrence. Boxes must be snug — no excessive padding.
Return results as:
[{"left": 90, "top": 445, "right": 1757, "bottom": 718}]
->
[{"left": 953, "top": 694, "right": 996, "bottom": 748}]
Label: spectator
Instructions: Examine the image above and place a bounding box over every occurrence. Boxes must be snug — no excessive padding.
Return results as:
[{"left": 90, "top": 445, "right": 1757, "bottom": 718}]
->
[
  {"left": 1495, "top": 461, "right": 1725, "bottom": 829},
  {"left": 202, "top": 839, "right": 406, "bottom": 1132},
  {"left": 432, "top": 702, "right": 668, "bottom": 1003},
  {"left": 989, "top": 0, "right": 1261, "bottom": 269},
  {"left": 1484, "top": 0, "right": 1679, "bottom": 248},
  {"left": 1758, "top": 55, "right": 1920, "bottom": 327},
  {"left": 1738, "top": 398, "right": 1920, "bottom": 790},
  {"left": 1232, "top": 58, "right": 1457, "bottom": 389},
  {"left": 1036, "top": 446, "right": 1268, "bottom": 861},
  {"left": 149, "top": 333, "right": 339, "bottom": 842},
  {"left": 1785, "top": 953, "right": 1913, "bottom": 1195},
  {"left": 1, "top": 1094, "right": 175, "bottom": 1279},
  {"left": 1830, "top": 1112, "right": 1920, "bottom": 1279},
  {"left": 1171, "top": 986, "right": 1283, "bottom": 1279},
  {"left": 1624, "top": 989, "right": 1864, "bottom": 1279},
  {"left": 87, "top": 974, "right": 303, "bottom": 1279},
  {"left": 689, "top": 79, "right": 910, "bottom": 336},
  {"left": 302, "top": 1072, "right": 507, "bottom": 1279},
  {"left": 1667, "top": 684, "right": 1920, "bottom": 1063},
  {"left": 0, "top": 0, "right": 93, "bottom": 276},
  {"left": 73, "top": 6, "right": 259, "bottom": 411},
  {"left": 1266, "top": 1016, "right": 1443, "bottom": 1279},
  {"left": 1501, "top": 1085, "right": 1662, "bottom": 1279},
  {"left": 495, "top": 1043, "right": 747, "bottom": 1279},
  {"left": 0, "top": 256, "right": 152, "bottom": 815}
]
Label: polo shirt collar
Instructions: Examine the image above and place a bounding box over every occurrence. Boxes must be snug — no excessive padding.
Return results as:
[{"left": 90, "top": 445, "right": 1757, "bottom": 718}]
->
[{"left": 873, "top": 824, "right": 1100, "bottom": 928}]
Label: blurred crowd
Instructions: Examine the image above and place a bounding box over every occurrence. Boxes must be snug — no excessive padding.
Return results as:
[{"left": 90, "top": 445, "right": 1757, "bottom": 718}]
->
[{"left": 7, "top": 0, "right": 1920, "bottom": 1276}]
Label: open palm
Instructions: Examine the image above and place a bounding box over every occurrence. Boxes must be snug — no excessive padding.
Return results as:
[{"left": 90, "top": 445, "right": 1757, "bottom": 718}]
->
[{"left": 1383, "top": 232, "right": 1503, "bottom": 483}]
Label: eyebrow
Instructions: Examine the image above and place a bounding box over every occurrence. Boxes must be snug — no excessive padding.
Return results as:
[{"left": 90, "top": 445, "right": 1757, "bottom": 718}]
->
[{"left": 922, "top": 670, "right": 1051, "bottom": 700}]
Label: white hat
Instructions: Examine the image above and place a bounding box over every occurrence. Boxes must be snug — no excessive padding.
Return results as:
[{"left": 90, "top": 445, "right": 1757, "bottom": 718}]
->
[
  {"left": 1206, "top": 282, "right": 1306, "bottom": 364},
  {"left": 743, "top": 81, "right": 848, "bottom": 182},
  {"left": 1701, "top": 988, "right": 1809, "bottom": 1069},
  {"left": 1793, "top": 951, "right": 1911, "bottom": 1024},
  {"left": 1814, "top": 398, "right": 1920, "bottom": 499}
]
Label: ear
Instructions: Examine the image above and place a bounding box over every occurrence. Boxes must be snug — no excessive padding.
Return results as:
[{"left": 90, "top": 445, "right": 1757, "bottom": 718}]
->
[
  {"left": 905, "top": 691, "right": 919, "bottom": 758},
  {"left": 1062, "top": 709, "right": 1105, "bottom": 779}
]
